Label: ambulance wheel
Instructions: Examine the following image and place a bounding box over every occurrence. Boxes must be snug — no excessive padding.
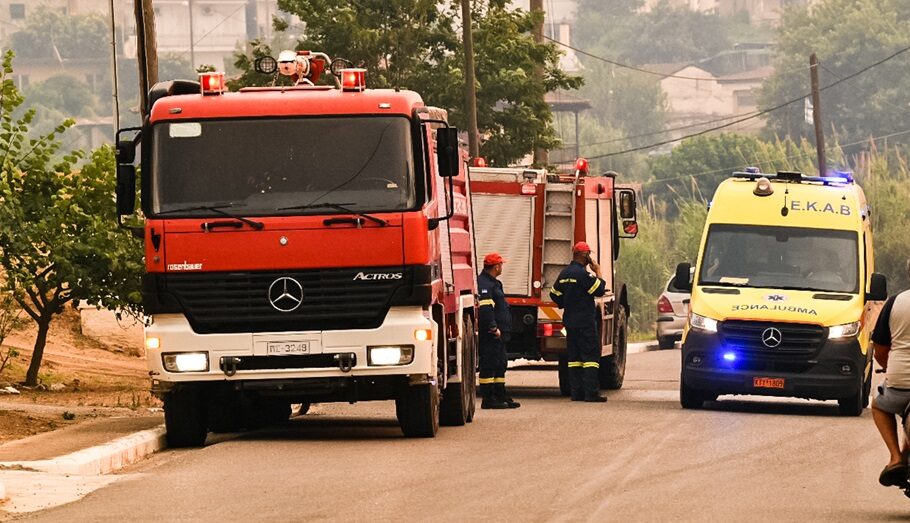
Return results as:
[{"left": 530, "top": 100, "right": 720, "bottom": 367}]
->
[
  {"left": 557, "top": 354, "right": 571, "bottom": 396},
  {"left": 657, "top": 336, "right": 676, "bottom": 350},
  {"left": 440, "top": 317, "right": 477, "bottom": 426},
  {"left": 679, "top": 376, "right": 705, "bottom": 410},
  {"left": 164, "top": 391, "right": 208, "bottom": 448},
  {"left": 600, "top": 305, "right": 628, "bottom": 390},
  {"left": 397, "top": 382, "right": 440, "bottom": 438},
  {"left": 838, "top": 379, "right": 864, "bottom": 417}
]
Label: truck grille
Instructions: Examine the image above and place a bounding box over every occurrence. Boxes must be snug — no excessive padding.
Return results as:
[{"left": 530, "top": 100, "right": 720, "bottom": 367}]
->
[
  {"left": 719, "top": 320, "right": 826, "bottom": 356},
  {"left": 163, "top": 267, "right": 411, "bottom": 334}
]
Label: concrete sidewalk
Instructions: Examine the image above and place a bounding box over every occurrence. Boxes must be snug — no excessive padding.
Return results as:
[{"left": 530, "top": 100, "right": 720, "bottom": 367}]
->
[{"left": 0, "top": 415, "right": 165, "bottom": 515}]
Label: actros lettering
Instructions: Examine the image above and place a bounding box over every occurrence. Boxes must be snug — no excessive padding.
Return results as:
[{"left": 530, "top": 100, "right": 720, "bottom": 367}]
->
[{"left": 353, "top": 272, "right": 403, "bottom": 281}]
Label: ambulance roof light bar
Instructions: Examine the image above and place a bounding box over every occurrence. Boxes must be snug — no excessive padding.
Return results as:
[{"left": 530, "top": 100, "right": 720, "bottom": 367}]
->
[
  {"left": 732, "top": 170, "right": 854, "bottom": 186},
  {"left": 199, "top": 72, "right": 226, "bottom": 95}
]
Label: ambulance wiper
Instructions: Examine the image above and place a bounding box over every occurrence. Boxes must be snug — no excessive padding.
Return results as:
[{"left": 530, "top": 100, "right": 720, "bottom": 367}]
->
[
  {"left": 278, "top": 202, "right": 387, "bottom": 226},
  {"left": 157, "top": 204, "right": 264, "bottom": 230}
]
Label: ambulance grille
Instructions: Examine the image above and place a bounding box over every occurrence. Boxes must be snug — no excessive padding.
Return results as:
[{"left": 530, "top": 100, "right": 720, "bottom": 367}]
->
[
  {"left": 163, "top": 267, "right": 414, "bottom": 334},
  {"left": 719, "top": 321, "right": 826, "bottom": 355}
]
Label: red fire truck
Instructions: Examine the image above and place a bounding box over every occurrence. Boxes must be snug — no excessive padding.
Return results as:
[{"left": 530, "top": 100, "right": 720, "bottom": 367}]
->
[
  {"left": 114, "top": 51, "right": 478, "bottom": 446},
  {"left": 469, "top": 159, "right": 638, "bottom": 394}
]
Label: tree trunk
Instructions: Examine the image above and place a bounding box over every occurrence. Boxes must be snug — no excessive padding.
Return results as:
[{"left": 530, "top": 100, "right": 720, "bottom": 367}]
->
[{"left": 24, "top": 318, "right": 51, "bottom": 387}]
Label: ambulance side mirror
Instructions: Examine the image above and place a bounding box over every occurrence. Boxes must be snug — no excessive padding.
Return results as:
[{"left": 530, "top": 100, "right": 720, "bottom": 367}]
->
[
  {"left": 675, "top": 262, "right": 692, "bottom": 292},
  {"left": 867, "top": 273, "right": 887, "bottom": 301},
  {"left": 436, "top": 127, "right": 459, "bottom": 178}
]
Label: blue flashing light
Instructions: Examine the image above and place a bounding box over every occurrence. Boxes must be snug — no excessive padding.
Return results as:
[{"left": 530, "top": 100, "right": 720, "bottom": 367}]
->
[
  {"left": 722, "top": 352, "right": 737, "bottom": 362},
  {"left": 743, "top": 166, "right": 760, "bottom": 174}
]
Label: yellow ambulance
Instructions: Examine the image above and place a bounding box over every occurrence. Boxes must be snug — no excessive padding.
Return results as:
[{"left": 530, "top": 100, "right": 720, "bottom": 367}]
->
[{"left": 674, "top": 170, "right": 887, "bottom": 415}]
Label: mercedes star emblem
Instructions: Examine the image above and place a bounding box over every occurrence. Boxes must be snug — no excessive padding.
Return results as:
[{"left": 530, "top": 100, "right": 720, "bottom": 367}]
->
[
  {"left": 761, "top": 327, "right": 783, "bottom": 348},
  {"left": 268, "top": 277, "right": 303, "bottom": 312}
]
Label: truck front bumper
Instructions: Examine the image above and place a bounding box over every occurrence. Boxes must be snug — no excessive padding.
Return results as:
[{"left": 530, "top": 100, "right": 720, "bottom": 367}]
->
[
  {"left": 146, "top": 306, "right": 437, "bottom": 391},
  {"left": 681, "top": 330, "right": 867, "bottom": 401}
]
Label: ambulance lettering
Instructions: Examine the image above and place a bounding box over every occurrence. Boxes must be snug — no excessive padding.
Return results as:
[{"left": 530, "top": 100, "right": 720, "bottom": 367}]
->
[
  {"left": 731, "top": 304, "right": 818, "bottom": 315},
  {"left": 790, "top": 200, "right": 851, "bottom": 216}
]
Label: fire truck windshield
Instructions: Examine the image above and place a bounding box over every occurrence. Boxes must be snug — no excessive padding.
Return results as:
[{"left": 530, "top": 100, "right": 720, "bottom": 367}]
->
[{"left": 150, "top": 116, "right": 417, "bottom": 216}]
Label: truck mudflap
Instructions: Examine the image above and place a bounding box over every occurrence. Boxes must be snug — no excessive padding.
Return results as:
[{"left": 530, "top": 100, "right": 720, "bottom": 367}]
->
[{"left": 145, "top": 305, "right": 437, "bottom": 385}]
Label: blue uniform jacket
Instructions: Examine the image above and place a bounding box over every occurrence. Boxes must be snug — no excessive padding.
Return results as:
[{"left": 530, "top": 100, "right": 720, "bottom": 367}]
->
[
  {"left": 548, "top": 261, "right": 607, "bottom": 328},
  {"left": 477, "top": 271, "right": 511, "bottom": 336}
]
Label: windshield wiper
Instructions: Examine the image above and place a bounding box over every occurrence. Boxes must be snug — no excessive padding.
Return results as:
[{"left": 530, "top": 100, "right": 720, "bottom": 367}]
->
[
  {"left": 277, "top": 202, "right": 387, "bottom": 226},
  {"left": 157, "top": 204, "right": 264, "bottom": 230}
]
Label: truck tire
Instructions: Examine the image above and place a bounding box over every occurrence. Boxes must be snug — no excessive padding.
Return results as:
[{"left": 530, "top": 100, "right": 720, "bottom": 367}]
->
[
  {"left": 679, "top": 375, "right": 706, "bottom": 410},
  {"left": 557, "top": 354, "right": 571, "bottom": 396},
  {"left": 600, "top": 305, "right": 628, "bottom": 390},
  {"left": 397, "top": 382, "right": 440, "bottom": 438},
  {"left": 440, "top": 316, "right": 478, "bottom": 426},
  {"left": 164, "top": 391, "right": 208, "bottom": 448},
  {"left": 838, "top": 377, "right": 864, "bottom": 416}
]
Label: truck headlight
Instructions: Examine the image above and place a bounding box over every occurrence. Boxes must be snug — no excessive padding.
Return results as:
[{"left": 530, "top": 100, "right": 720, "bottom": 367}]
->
[
  {"left": 828, "top": 321, "right": 860, "bottom": 339},
  {"left": 690, "top": 313, "right": 718, "bottom": 333},
  {"left": 368, "top": 345, "right": 414, "bottom": 366},
  {"left": 162, "top": 352, "right": 209, "bottom": 372}
]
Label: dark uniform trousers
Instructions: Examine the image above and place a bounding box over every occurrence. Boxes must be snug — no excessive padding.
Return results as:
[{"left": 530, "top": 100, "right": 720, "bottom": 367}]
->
[
  {"left": 566, "top": 323, "right": 600, "bottom": 399},
  {"left": 478, "top": 332, "right": 509, "bottom": 400}
]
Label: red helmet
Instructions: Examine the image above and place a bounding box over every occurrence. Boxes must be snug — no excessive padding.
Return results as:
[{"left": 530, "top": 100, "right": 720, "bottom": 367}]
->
[
  {"left": 483, "top": 252, "right": 506, "bottom": 265},
  {"left": 572, "top": 241, "right": 592, "bottom": 254}
]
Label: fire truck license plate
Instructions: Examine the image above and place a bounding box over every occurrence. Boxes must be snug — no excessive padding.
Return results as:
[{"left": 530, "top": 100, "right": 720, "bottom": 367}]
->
[
  {"left": 753, "top": 377, "right": 785, "bottom": 389},
  {"left": 267, "top": 341, "right": 310, "bottom": 355}
]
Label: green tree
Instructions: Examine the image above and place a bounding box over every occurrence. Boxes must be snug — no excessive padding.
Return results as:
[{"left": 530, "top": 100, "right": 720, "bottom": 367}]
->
[
  {"left": 758, "top": 0, "right": 910, "bottom": 144},
  {"left": 0, "top": 52, "right": 143, "bottom": 386},
  {"left": 25, "top": 75, "right": 97, "bottom": 118},
  {"left": 9, "top": 8, "right": 108, "bottom": 61},
  {"left": 233, "top": 0, "right": 581, "bottom": 165}
]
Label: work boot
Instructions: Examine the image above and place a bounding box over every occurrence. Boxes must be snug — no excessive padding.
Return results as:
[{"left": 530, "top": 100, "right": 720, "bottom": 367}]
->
[
  {"left": 481, "top": 398, "right": 510, "bottom": 409},
  {"left": 495, "top": 383, "right": 521, "bottom": 408},
  {"left": 584, "top": 395, "right": 608, "bottom": 403}
]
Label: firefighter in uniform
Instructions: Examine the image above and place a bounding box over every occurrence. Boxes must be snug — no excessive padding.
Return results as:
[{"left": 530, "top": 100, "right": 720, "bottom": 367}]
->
[
  {"left": 477, "top": 253, "right": 520, "bottom": 409},
  {"left": 549, "top": 242, "right": 608, "bottom": 402}
]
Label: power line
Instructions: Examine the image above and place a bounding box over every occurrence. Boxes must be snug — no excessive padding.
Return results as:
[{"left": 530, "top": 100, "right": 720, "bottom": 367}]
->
[
  {"left": 177, "top": 4, "right": 247, "bottom": 58},
  {"left": 819, "top": 63, "right": 910, "bottom": 116},
  {"left": 586, "top": 44, "right": 910, "bottom": 160},
  {"left": 641, "top": 127, "right": 910, "bottom": 187},
  {"left": 579, "top": 110, "right": 763, "bottom": 149},
  {"left": 543, "top": 34, "right": 774, "bottom": 82}
]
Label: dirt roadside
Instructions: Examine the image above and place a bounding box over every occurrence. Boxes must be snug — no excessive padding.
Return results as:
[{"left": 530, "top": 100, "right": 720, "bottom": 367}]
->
[{"left": 0, "top": 308, "right": 158, "bottom": 445}]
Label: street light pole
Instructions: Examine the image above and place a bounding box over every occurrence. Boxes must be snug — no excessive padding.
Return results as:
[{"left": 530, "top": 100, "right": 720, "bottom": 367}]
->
[{"left": 188, "top": 0, "right": 196, "bottom": 70}]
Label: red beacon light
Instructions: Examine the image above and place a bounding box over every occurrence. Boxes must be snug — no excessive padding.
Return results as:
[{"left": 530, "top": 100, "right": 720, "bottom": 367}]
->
[
  {"left": 575, "top": 157, "right": 589, "bottom": 175},
  {"left": 341, "top": 68, "right": 367, "bottom": 92},
  {"left": 472, "top": 157, "right": 487, "bottom": 168},
  {"left": 199, "top": 72, "right": 226, "bottom": 95}
]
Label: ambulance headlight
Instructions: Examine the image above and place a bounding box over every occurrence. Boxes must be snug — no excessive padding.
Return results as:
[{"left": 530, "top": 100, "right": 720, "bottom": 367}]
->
[
  {"left": 162, "top": 352, "right": 209, "bottom": 372},
  {"left": 690, "top": 313, "right": 718, "bottom": 333},
  {"left": 828, "top": 321, "right": 860, "bottom": 339},
  {"left": 368, "top": 345, "right": 414, "bottom": 366}
]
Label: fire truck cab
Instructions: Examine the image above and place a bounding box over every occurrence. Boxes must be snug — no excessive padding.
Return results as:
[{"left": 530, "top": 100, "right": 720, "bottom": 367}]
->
[
  {"left": 469, "top": 160, "right": 638, "bottom": 394},
  {"left": 115, "top": 52, "right": 478, "bottom": 445}
]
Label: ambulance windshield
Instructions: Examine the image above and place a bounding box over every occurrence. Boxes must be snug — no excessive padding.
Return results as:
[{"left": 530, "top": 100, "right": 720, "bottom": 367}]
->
[
  {"left": 699, "top": 224, "right": 859, "bottom": 294},
  {"left": 150, "top": 116, "right": 417, "bottom": 216}
]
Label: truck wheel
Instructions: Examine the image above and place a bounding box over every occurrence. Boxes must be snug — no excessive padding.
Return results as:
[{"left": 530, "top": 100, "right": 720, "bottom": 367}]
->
[
  {"left": 600, "top": 305, "right": 628, "bottom": 390},
  {"left": 397, "top": 382, "right": 440, "bottom": 438},
  {"left": 679, "top": 376, "right": 706, "bottom": 410},
  {"left": 657, "top": 336, "right": 675, "bottom": 350},
  {"left": 838, "top": 379, "right": 864, "bottom": 416},
  {"left": 557, "top": 354, "right": 571, "bottom": 397},
  {"left": 164, "top": 391, "right": 208, "bottom": 448},
  {"left": 440, "top": 316, "right": 477, "bottom": 426}
]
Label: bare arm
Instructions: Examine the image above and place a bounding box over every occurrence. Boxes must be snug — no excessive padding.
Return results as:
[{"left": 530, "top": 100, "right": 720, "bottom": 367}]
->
[{"left": 874, "top": 341, "right": 891, "bottom": 370}]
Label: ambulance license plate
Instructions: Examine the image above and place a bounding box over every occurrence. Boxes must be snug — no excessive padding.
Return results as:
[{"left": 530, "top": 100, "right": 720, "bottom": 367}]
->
[
  {"left": 267, "top": 341, "right": 310, "bottom": 355},
  {"left": 753, "top": 377, "right": 785, "bottom": 389}
]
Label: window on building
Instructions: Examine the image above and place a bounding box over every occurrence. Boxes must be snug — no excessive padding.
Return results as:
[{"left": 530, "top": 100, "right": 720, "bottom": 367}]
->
[{"left": 10, "top": 4, "right": 26, "bottom": 20}]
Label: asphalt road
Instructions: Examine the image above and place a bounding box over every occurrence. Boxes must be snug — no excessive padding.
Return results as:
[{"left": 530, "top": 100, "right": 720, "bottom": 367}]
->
[{"left": 21, "top": 348, "right": 910, "bottom": 522}]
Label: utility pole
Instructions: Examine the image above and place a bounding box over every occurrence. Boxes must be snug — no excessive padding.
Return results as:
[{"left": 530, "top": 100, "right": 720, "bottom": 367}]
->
[
  {"left": 188, "top": 0, "right": 196, "bottom": 70},
  {"left": 460, "top": 0, "right": 479, "bottom": 158},
  {"left": 530, "top": 0, "right": 548, "bottom": 167},
  {"left": 809, "top": 53, "right": 826, "bottom": 177},
  {"left": 109, "top": 0, "right": 120, "bottom": 132},
  {"left": 134, "top": 0, "right": 159, "bottom": 119}
]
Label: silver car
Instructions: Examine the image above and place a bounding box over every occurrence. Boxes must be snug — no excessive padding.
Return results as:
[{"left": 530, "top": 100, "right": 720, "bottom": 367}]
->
[{"left": 656, "top": 271, "right": 691, "bottom": 349}]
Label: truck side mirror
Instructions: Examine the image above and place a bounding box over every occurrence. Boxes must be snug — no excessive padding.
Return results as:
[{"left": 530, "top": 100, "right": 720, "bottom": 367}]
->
[
  {"left": 436, "top": 127, "right": 459, "bottom": 178},
  {"left": 616, "top": 188, "right": 638, "bottom": 238},
  {"left": 868, "top": 273, "right": 887, "bottom": 301},
  {"left": 116, "top": 164, "right": 136, "bottom": 216},
  {"left": 675, "top": 262, "right": 692, "bottom": 292}
]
